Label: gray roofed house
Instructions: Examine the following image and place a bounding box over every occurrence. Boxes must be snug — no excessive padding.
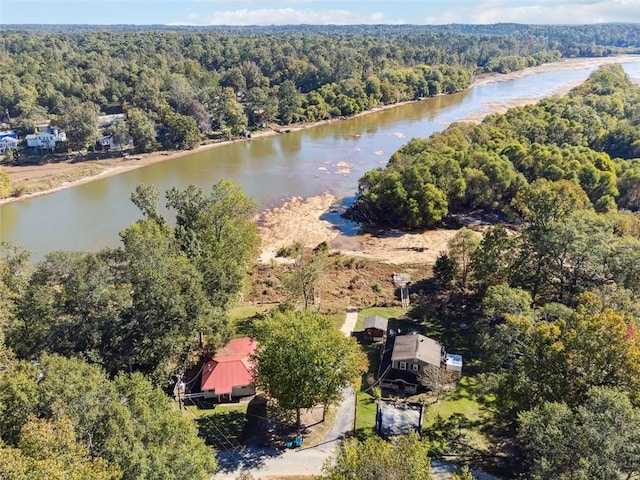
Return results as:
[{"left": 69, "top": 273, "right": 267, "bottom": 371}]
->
[
  {"left": 379, "top": 332, "right": 456, "bottom": 395},
  {"left": 391, "top": 334, "right": 444, "bottom": 369},
  {"left": 363, "top": 315, "right": 389, "bottom": 342}
]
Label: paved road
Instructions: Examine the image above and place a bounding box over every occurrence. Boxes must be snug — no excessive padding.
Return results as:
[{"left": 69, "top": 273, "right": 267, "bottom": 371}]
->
[
  {"left": 214, "top": 305, "right": 504, "bottom": 480},
  {"left": 214, "top": 388, "right": 356, "bottom": 479},
  {"left": 214, "top": 308, "right": 359, "bottom": 479}
]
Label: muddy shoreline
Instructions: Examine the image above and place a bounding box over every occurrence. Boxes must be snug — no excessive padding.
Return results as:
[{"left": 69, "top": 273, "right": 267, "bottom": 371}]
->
[{"left": 3, "top": 54, "right": 639, "bottom": 207}]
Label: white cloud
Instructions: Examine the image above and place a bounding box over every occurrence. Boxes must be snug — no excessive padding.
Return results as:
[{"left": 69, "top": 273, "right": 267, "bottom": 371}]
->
[
  {"left": 423, "top": 0, "right": 640, "bottom": 24},
  {"left": 179, "top": 8, "right": 389, "bottom": 25}
]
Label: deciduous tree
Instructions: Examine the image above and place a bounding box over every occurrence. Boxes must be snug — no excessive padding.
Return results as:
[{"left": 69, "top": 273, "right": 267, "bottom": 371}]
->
[
  {"left": 322, "top": 432, "right": 432, "bottom": 480},
  {"left": 519, "top": 387, "right": 640, "bottom": 480},
  {"left": 254, "top": 310, "right": 366, "bottom": 425},
  {"left": 58, "top": 102, "right": 100, "bottom": 150}
]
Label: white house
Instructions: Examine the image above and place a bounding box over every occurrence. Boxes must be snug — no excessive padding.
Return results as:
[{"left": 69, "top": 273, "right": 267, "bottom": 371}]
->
[
  {"left": 0, "top": 137, "right": 18, "bottom": 154},
  {"left": 25, "top": 126, "right": 66, "bottom": 149},
  {"left": 98, "top": 133, "right": 131, "bottom": 151},
  {"left": 26, "top": 132, "right": 56, "bottom": 149}
]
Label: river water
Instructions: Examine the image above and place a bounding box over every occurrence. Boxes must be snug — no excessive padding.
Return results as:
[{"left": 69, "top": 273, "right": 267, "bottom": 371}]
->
[{"left": 2, "top": 61, "right": 640, "bottom": 262}]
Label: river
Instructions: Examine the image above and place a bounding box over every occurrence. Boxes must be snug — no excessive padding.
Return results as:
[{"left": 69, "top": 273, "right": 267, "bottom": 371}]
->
[{"left": 2, "top": 60, "right": 640, "bottom": 262}]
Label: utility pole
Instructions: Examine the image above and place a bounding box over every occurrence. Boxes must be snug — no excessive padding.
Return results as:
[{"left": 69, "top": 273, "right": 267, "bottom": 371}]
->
[
  {"left": 175, "top": 373, "right": 185, "bottom": 410},
  {"left": 352, "top": 388, "right": 357, "bottom": 436}
]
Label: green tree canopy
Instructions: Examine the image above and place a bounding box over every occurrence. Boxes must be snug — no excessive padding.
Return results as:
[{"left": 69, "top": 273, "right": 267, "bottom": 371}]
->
[
  {"left": 322, "top": 432, "right": 433, "bottom": 480},
  {"left": 254, "top": 310, "right": 366, "bottom": 425},
  {"left": 0, "top": 415, "right": 121, "bottom": 480},
  {"left": 482, "top": 294, "right": 640, "bottom": 420},
  {"left": 519, "top": 387, "right": 640, "bottom": 480},
  {"left": 57, "top": 102, "right": 100, "bottom": 150},
  {"left": 0, "top": 354, "right": 217, "bottom": 480}
]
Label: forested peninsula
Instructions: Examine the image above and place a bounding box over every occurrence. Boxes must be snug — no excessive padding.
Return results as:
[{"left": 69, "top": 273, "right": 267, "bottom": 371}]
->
[
  {"left": 347, "top": 64, "right": 640, "bottom": 478},
  {"left": 346, "top": 63, "right": 640, "bottom": 226}
]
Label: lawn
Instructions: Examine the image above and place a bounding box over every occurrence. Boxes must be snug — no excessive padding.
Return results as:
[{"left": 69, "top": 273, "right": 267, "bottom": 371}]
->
[
  {"left": 356, "top": 306, "right": 408, "bottom": 331},
  {"left": 421, "top": 376, "right": 496, "bottom": 453},
  {"left": 354, "top": 391, "right": 378, "bottom": 439}
]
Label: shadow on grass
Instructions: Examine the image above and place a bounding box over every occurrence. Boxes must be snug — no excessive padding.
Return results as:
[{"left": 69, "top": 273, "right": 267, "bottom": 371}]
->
[
  {"left": 448, "top": 377, "right": 496, "bottom": 410},
  {"left": 197, "top": 410, "right": 248, "bottom": 449}
]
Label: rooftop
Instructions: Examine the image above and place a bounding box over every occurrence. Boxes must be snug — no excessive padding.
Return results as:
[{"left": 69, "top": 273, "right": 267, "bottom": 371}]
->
[
  {"left": 200, "top": 337, "right": 257, "bottom": 395},
  {"left": 364, "top": 315, "right": 388, "bottom": 331},
  {"left": 391, "top": 333, "right": 443, "bottom": 368}
]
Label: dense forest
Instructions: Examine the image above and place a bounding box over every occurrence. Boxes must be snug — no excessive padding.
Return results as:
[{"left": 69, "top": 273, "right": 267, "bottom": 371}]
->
[
  {"left": 1, "top": 23, "right": 639, "bottom": 152},
  {"left": 347, "top": 64, "right": 640, "bottom": 226}
]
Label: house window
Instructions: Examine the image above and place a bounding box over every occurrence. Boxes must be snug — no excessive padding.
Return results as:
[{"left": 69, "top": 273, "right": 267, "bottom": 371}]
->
[
  {"left": 411, "top": 364, "right": 419, "bottom": 372},
  {"left": 399, "top": 361, "right": 407, "bottom": 370}
]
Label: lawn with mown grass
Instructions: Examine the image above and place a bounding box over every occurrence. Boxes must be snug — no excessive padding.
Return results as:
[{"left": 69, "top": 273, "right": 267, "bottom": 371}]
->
[
  {"left": 422, "top": 376, "right": 496, "bottom": 453},
  {"left": 356, "top": 306, "right": 408, "bottom": 331},
  {"left": 354, "top": 392, "right": 378, "bottom": 439}
]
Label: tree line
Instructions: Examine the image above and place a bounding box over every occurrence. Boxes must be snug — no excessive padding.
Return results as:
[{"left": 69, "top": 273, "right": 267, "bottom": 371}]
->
[
  {"left": 431, "top": 212, "right": 640, "bottom": 477},
  {"left": 1, "top": 24, "right": 638, "bottom": 152},
  {"left": 347, "top": 64, "right": 640, "bottom": 227},
  {"left": 392, "top": 66, "right": 640, "bottom": 478}
]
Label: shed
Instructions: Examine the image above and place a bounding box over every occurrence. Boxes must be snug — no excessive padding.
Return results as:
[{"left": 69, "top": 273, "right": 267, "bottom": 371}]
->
[
  {"left": 445, "top": 353, "right": 463, "bottom": 377},
  {"left": 363, "top": 315, "right": 388, "bottom": 342}
]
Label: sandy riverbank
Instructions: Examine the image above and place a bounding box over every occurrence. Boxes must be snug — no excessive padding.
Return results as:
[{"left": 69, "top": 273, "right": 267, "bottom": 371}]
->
[
  {"left": 255, "top": 55, "right": 640, "bottom": 265},
  {"left": 3, "top": 54, "right": 639, "bottom": 206},
  {"left": 257, "top": 193, "right": 458, "bottom": 265},
  {"left": 0, "top": 100, "right": 417, "bottom": 206}
]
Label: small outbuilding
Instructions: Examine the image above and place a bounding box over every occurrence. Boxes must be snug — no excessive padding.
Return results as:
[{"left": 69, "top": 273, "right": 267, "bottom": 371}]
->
[
  {"left": 363, "top": 315, "right": 389, "bottom": 342},
  {"left": 445, "top": 353, "right": 463, "bottom": 378}
]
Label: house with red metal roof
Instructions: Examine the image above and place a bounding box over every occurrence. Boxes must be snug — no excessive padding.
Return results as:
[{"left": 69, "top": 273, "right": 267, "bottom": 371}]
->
[{"left": 200, "top": 337, "right": 257, "bottom": 402}]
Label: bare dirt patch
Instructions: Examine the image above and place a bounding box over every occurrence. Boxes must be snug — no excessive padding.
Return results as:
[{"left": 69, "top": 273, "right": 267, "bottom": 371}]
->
[
  {"left": 257, "top": 194, "right": 456, "bottom": 267},
  {"left": 250, "top": 195, "right": 437, "bottom": 313}
]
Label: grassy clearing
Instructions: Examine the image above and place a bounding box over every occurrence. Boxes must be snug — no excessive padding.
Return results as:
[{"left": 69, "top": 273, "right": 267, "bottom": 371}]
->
[
  {"left": 422, "top": 376, "right": 495, "bottom": 452},
  {"left": 185, "top": 403, "right": 248, "bottom": 419},
  {"left": 354, "top": 392, "right": 377, "bottom": 439},
  {"left": 356, "top": 306, "right": 407, "bottom": 331}
]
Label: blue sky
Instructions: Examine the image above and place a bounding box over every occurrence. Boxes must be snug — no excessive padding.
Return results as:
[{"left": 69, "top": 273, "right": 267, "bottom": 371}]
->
[{"left": 2, "top": 0, "right": 639, "bottom": 25}]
